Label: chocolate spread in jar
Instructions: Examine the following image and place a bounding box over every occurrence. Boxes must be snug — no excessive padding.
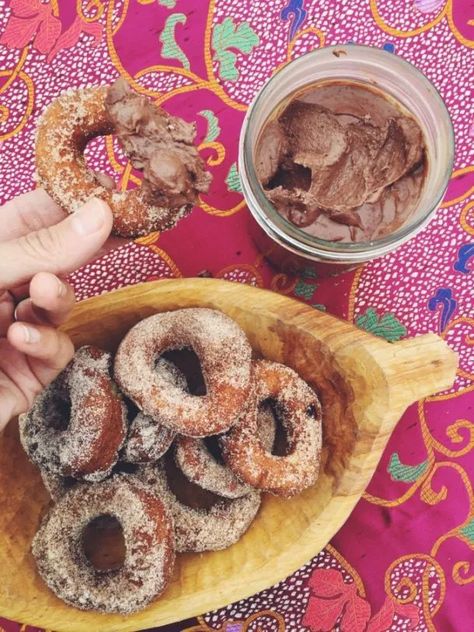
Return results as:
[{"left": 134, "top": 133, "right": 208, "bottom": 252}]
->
[
  {"left": 105, "top": 78, "right": 212, "bottom": 209},
  {"left": 255, "top": 81, "right": 427, "bottom": 243}
]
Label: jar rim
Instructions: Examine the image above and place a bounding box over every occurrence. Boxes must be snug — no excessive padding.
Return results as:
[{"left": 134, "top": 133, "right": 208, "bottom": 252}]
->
[{"left": 238, "top": 44, "right": 455, "bottom": 262}]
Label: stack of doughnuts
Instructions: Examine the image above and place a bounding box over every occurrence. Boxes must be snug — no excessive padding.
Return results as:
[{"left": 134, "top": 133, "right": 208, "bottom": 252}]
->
[{"left": 20, "top": 308, "right": 323, "bottom": 614}]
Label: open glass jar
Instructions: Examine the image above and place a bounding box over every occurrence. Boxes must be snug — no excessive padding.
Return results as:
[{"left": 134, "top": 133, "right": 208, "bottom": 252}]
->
[{"left": 238, "top": 45, "right": 454, "bottom": 275}]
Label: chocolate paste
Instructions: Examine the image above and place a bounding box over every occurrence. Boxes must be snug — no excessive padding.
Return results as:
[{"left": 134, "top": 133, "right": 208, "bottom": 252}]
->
[
  {"left": 105, "top": 79, "right": 211, "bottom": 208},
  {"left": 255, "top": 81, "right": 427, "bottom": 242}
]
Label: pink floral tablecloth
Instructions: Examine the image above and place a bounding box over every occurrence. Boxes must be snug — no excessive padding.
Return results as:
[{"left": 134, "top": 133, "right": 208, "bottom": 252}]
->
[{"left": 1, "top": 1, "right": 473, "bottom": 630}]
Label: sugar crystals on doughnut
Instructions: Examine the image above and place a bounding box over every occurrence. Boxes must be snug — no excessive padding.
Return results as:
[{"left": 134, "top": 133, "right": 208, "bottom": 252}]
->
[
  {"left": 175, "top": 435, "right": 253, "bottom": 499},
  {"left": 40, "top": 470, "right": 80, "bottom": 502},
  {"left": 32, "top": 476, "right": 175, "bottom": 613},
  {"left": 114, "top": 308, "right": 252, "bottom": 437},
  {"left": 20, "top": 346, "right": 127, "bottom": 482},
  {"left": 124, "top": 413, "right": 176, "bottom": 465}
]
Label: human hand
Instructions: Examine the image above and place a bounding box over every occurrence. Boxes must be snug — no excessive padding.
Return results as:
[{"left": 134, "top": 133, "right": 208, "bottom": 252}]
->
[{"left": 0, "top": 189, "right": 114, "bottom": 430}]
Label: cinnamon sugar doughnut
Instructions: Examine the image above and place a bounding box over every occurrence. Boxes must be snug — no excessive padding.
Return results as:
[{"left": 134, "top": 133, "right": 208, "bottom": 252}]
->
[
  {"left": 32, "top": 476, "right": 175, "bottom": 613},
  {"left": 20, "top": 346, "right": 127, "bottom": 481},
  {"left": 123, "top": 358, "right": 184, "bottom": 464},
  {"left": 36, "top": 80, "right": 211, "bottom": 237},
  {"left": 221, "top": 360, "right": 323, "bottom": 497},
  {"left": 138, "top": 458, "right": 261, "bottom": 553},
  {"left": 124, "top": 413, "right": 176, "bottom": 465},
  {"left": 114, "top": 309, "right": 252, "bottom": 437},
  {"left": 174, "top": 406, "right": 276, "bottom": 498}
]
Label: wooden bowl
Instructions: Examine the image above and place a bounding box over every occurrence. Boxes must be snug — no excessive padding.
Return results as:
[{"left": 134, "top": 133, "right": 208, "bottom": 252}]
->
[{"left": 0, "top": 279, "right": 457, "bottom": 632}]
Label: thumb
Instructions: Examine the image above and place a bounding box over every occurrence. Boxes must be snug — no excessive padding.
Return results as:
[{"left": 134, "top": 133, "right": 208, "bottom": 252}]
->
[{"left": 0, "top": 198, "right": 113, "bottom": 290}]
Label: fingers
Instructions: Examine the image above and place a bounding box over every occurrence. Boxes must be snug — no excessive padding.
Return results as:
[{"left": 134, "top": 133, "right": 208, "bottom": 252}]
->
[
  {"left": 0, "top": 189, "right": 66, "bottom": 242},
  {"left": 7, "top": 322, "right": 74, "bottom": 377},
  {"left": 4, "top": 322, "right": 74, "bottom": 423},
  {"left": 0, "top": 291, "right": 14, "bottom": 335},
  {"left": 0, "top": 198, "right": 113, "bottom": 290},
  {"left": 14, "top": 273, "right": 75, "bottom": 326}
]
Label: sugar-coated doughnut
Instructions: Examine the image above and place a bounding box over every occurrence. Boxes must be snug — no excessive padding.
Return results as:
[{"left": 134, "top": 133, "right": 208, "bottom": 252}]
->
[
  {"left": 114, "top": 308, "right": 252, "bottom": 437},
  {"left": 124, "top": 413, "right": 176, "bottom": 464},
  {"left": 20, "top": 346, "right": 127, "bottom": 481},
  {"left": 221, "top": 360, "right": 323, "bottom": 496},
  {"left": 32, "top": 476, "right": 175, "bottom": 613},
  {"left": 123, "top": 358, "right": 185, "bottom": 464}
]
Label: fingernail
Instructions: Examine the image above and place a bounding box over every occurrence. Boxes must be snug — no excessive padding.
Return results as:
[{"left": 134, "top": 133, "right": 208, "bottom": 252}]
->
[
  {"left": 57, "top": 278, "right": 67, "bottom": 297},
  {"left": 20, "top": 324, "right": 41, "bottom": 344},
  {"left": 71, "top": 198, "right": 108, "bottom": 236}
]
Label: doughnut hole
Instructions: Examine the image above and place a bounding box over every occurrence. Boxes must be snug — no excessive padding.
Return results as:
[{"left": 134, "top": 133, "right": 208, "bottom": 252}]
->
[
  {"left": 47, "top": 390, "right": 71, "bottom": 432},
  {"left": 124, "top": 397, "right": 140, "bottom": 424},
  {"left": 203, "top": 435, "right": 225, "bottom": 465},
  {"left": 112, "top": 461, "right": 140, "bottom": 475},
  {"left": 160, "top": 347, "right": 207, "bottom": 396},
  {"left": 164, "top": 451, "right": 221, "bottom": 510},
  {"left": 82, "top": 514, "right": 126, "bottom": 572},
  {"left": 260, "top": 399, "right": 291, "bottom": 457}
]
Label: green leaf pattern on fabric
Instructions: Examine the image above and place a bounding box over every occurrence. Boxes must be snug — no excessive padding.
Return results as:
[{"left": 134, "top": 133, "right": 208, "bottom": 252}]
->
[
  {"left": 159, "top": 13, "right": 190, "bottom": 69},
  {"left": 158, "top": 0, "right": 177, "bottom": 7},
  {"left": 212, "top": 17, "right": 259, "bottom": 81},
  {"left": 199, "top": 109, "right": 221, "bottom": 142},
  {"left": 460, "top": 518, "right": 474, "bottom": 544},
  {"left": 294, "top": 280, "right": 317, "bottom": 301},
  {"left": 388, "top": 453, "right": 428, "bottom": 483},
  {"left": 356, "top": 308, "right": 407, "bottom": 342},
  {"left": 225, "top": 163, "right": 242, "bottom": 192}
]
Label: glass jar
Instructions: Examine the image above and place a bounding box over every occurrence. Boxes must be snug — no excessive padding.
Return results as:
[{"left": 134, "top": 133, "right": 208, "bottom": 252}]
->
[{"left": 238, "top": 45, "right": 455, "bottom": 275}]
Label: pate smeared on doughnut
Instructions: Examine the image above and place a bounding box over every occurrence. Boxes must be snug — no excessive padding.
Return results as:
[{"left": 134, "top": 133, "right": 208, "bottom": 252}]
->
[
  {"left": 106, "top": 79, "right": 212, "bottom": 209},
  {"left": 35, "top": 79, "right": 212, "bottom": 237}
]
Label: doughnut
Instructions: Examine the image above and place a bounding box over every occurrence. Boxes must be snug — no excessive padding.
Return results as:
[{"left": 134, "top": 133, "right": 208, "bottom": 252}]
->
[
  {"left": 32, "top": 476, "right": 175, "bottom": 613},
  {"left": 174, "top": 435, "right": 252, "bottom": 499},
  {"left": 138, "top": 456, "right": 261, "bottom": 553},
  {"left": 114, "top": 308, "right": 252, "bottom": 437},
  {"left": 174, "top": 405, "right": 276, "bottom": 498},
  {"left": 36, "top": 79, "right": 211, "bottom": 238},
  {"left": 124, "top": 413, "right": 176, "bottom": 465},
  {"left": 123, "top": 358, "right": 184, "bottom": 464},
  {"left": 20, "top": 346, "right": 127, "bottom": 481},
  {"left": 221, "top": 360, "right": 323, "bottom": 497}
]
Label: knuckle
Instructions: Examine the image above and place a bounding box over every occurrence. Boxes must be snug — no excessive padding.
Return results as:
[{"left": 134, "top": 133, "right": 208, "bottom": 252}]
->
[
  {"left": 16, "top": 202, "right": 42, "bottom": 234},
  {"left": 19, "top": 227, "right": 63, "bottom": 263}
]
